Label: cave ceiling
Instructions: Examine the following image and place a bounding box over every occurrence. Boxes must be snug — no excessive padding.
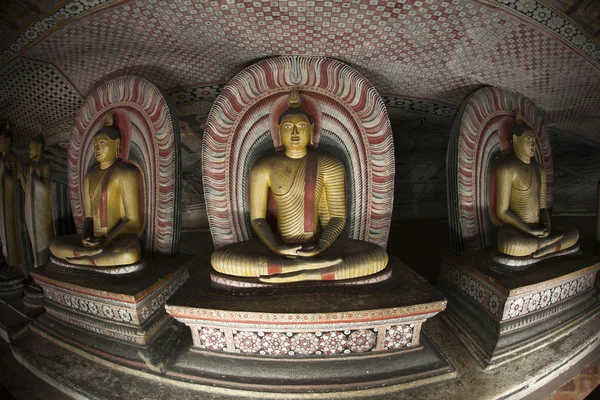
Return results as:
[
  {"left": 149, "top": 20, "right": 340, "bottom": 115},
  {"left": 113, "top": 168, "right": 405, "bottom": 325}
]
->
[{"left": 0, "top": 0, "right": 599, "bottom": 148}]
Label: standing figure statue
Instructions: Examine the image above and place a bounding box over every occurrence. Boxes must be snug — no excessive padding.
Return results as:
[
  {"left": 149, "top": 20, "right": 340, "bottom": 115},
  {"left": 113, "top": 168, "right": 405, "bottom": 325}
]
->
[
  {"left": 0, "top": 123, "right": 21, "bottom": 273},
  {"left": 211, "top": 90, "right": 388, "bottom": 283},
  {"left": 494, "top": 120, "right": 579, "bottom": 259},
  {"left": 49, "top": 123, "right": 144, "bottom": 268},
  {"left": 20, "top": 134, "right": 52, "bottom": 269},
  {"left": 597, "top": 180, "right": 600, "bottom": 252}
]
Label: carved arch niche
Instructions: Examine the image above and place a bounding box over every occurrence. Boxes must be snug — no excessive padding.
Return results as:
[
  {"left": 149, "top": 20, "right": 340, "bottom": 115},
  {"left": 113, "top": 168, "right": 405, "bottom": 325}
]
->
[
  {"left": 68, "top": 76, "right": 182, "bottom": 256},
  {"left": 203, "top": 56, "right": 395, "bottom": 249}
]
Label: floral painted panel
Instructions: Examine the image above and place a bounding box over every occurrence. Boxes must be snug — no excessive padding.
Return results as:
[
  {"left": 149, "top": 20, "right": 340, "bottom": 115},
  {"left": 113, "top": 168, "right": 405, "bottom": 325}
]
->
[{"left": 192, "top": 324, "right": 417, "bottom": 356}]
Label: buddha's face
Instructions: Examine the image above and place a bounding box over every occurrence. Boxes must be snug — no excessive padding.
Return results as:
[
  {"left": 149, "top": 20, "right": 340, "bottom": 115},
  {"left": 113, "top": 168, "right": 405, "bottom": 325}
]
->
[
  {"left": 93, "top": 133, "right": 120, "bottom": 163},
  {"left": 513, "top": 131, "right": 536, "bottom": 159},
  {"left": 0, "top": 136, "right": 11, "bottom": 153},
  {"left": 278, "top": 114, "right": 313, "bottom": 150},
  {"left": 29, "top": 141, "right": 42, "bottom": 160}
]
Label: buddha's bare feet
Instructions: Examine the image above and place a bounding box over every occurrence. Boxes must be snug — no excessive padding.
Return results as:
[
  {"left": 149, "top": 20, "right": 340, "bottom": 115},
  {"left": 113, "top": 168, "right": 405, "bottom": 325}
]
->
[
  {"left": 531, "top": 235, "right": 563, "bottom": 258},
  {"left": 259, "top": 270, "right": 322, "bottom": 283},
  {"left": 532, "top": 234, "right": 563, "bottom": 258},
  {"left": 292, "top": 257, "right": 342, "bottom": 271},
  {"left": 66, "top": 251, "right": 102, "bottom": 265}
]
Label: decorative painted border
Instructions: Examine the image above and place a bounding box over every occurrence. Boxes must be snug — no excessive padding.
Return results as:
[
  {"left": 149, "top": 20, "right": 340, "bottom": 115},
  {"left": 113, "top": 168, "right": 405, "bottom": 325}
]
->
[
  {"left": 188, "top": 323, "right": 418, "bottom": 356},
  {"left": 32, "top": 263, "right": 187, "bottom": 303},
  {"left": 170, "top": 84, "right": 458, "bottom": 123},
  {"left": 492, "top": 0, "right": 600, "bottom": 63},
  {"left": 440, "top": 256, "right": 600, "bottom": 326},
  {"left": 446, "top": 87, "right": 553, "bottom": 251},
  {"left": 45, "top": 305, "right": 172, "bottom": 345},
  {"left": 39, "top": 269, "right": 188, "bottom": 326},
  {"left": 68, "top": 76, "right": 181, "bottom": 256},
  {"left": 502, "top": 271, "right": 597, "bottom": 320},
  {"left": 166, "top": 301, "right": 447, "bottom": 326},
  {"left": 441, "top": 261, "right": 506, "bottom": 319},
  {"left": 203, "top": 55, "right": 395, "bottom": 249}
]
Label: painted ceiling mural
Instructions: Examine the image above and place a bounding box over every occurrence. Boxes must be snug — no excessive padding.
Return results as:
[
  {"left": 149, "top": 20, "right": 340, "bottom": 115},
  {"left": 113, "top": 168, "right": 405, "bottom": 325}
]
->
[{"left": 1, "top": 0, "right": 599, "bottom": 227}]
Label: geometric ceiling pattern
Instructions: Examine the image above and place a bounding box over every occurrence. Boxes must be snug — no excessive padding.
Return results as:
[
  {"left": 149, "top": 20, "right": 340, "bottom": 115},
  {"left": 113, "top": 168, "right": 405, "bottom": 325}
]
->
[
  {"left": 0, "top": 57, "right": 83, "bottom": 139},
  {"left": 0, "top": 0, "right": 600, "bottom": 146}
]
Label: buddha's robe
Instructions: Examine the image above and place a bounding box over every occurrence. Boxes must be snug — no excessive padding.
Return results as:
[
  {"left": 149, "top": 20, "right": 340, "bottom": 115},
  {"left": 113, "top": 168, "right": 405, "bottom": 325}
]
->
[
  {"left": 211, "top": 152, "right": 388, "bottom": 281},
  {"left": 49, "top": 161, "right": 142, "bottom": 267},
  {"left": 0, "top": 151, "right": 20, "bottom": 267},
  {"left": 23, "top": 159, "right": 52, "bottom": 268}
]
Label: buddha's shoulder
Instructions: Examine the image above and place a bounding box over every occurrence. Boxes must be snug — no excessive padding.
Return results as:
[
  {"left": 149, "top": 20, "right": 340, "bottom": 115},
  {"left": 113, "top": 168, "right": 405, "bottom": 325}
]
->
[
  {"left": 86, "top": 162, "right": 139, "bottom": 180},
  {"left": 112, "top": 161, "right": 139, "bottom": 173},
  {"left": 251, "top": 152, "right": 286, "bottom": 169},
  {"left": 495, "top": 155, "right": 521, "bottom": 172},
  {"left": 317, "top": 152, "right": 343, "bottom": 168}
]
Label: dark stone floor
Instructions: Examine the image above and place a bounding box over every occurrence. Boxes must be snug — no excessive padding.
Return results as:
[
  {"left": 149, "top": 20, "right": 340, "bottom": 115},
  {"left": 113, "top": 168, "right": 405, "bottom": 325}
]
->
[{"left": 0, "top": 338, "right": 71, "bottom": 400}]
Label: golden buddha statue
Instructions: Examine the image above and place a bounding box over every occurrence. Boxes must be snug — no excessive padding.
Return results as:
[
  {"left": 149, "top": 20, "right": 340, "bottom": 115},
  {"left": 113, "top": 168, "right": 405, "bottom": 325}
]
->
[
  {"left": 20, "top": 134, "right": 52, "bottom": 269},
  {"left": 0, "top": 123, "right": 21, "bottom": 271},
  {"left": 494, "top": 122, "right": 579, "bottom": 259},
  {"left": 211, "top": 90, "right": 388, "bottom": 283},
  {"left": 49, "top": 124, "right": 144, "bottom": 267}
]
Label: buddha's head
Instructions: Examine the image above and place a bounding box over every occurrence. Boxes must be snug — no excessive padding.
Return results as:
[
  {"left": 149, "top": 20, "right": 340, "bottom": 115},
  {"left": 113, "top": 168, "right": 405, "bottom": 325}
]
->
[
  {"left": 277, "top": 89, "right": 314, "bottom": 151},
  {"left": 278, "top": 110, "right": 314, "bottom": 151},
  {"left": 0, "top": 123, "right": 13, "bottom": 154},
  {"left": 512, "top": 129, "right": 536, "bottom": 160},
  {"left": 29, "top": 134, "right": 45, "bottom": 161},
  {"left": 92, "top": 126, "right": 121, "bottom": 165}
]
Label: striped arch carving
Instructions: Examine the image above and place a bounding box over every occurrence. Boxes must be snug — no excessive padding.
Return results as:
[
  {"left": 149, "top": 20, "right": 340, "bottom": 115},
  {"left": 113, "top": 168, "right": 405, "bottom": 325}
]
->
[
  {"left": 447, "top": 86, "right": 553, "bottom": 252},
  {"left": 203, "top": 56, "right": 394, "bottom": 249},
  {"left": 68, "top": 76, "right": 181, "bottom": 256}
]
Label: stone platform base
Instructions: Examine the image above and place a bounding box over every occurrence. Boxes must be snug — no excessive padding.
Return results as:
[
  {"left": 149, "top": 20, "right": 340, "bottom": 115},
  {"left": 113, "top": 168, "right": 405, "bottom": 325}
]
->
[
  {"left": 7, "top": 313, "right": 600, "bottom": 400},
  {"left": 30, "top": 254, "right": 191, "bottom": 366},
  {"left": 164, "top": 256, "right": 454, "bottom": 392},
  {"left": 438, "top": 249, "right": 600, "bottom": 369}
]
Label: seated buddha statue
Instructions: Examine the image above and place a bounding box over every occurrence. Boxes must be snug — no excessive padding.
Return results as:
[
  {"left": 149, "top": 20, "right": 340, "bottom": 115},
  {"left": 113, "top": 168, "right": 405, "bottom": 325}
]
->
[
  {"left": 49, "top": 124, "right": 144, "bottom": 268},
  {"left": 211, "top": 90, "right": 388, "bottom": 283},
  {"left": 494, "top": 122, "right": 579, "bottom": 259}
]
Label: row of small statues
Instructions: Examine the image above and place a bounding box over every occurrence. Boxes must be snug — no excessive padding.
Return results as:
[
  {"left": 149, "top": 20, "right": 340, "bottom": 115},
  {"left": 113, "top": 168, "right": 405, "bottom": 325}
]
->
[
  {"left": 0, "top": 91, "right": 588, "bottom": 285},
  {"left": 0, "top": 125, "right": 52, "bottom": 275}
]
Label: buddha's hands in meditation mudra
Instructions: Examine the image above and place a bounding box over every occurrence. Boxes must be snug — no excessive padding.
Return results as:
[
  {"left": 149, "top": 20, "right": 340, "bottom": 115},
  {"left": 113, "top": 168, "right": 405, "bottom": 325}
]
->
[{"left": 210, "top": 90, "right": 387, "bottom": 283}]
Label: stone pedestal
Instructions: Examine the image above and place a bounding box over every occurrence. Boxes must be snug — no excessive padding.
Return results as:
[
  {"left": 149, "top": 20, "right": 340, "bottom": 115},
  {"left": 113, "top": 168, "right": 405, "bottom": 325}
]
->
[
  {"left": 165, "top": 256, "right": 454, "bottom": 393},
  {"left": 30, "top": 255, "right": 191, "bottom": 367},
  {"left": 438, "top": 250, "right": 600, "bottom": 369}
]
